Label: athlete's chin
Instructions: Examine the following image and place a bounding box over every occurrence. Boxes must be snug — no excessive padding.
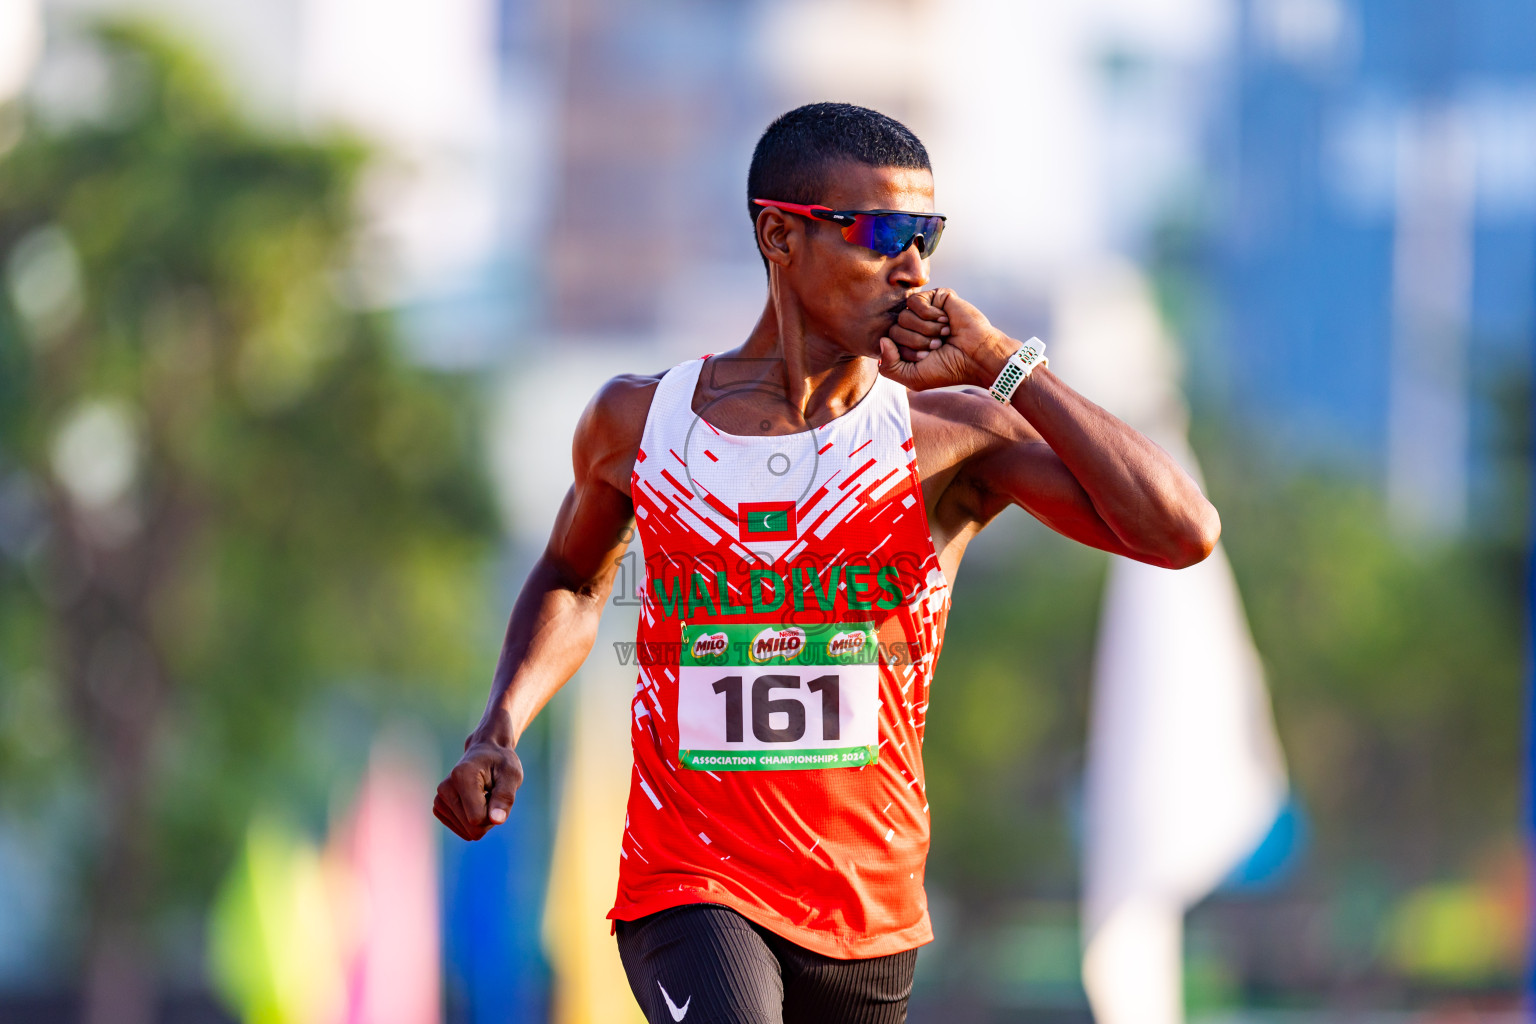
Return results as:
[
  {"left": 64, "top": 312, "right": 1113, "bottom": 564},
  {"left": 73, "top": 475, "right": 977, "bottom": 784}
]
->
[
  {"left": 827, "top": 325, "right": 886, "bottom": 358},
  {"left": 868, "top": 312, "right": 903, "bottom": 347}
]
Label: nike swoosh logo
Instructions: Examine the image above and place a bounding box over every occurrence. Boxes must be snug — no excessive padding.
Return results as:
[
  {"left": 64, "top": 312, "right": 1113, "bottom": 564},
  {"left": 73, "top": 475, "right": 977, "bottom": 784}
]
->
[{"left": 658, "top": 981, "right": 691, "bottom": 1021}]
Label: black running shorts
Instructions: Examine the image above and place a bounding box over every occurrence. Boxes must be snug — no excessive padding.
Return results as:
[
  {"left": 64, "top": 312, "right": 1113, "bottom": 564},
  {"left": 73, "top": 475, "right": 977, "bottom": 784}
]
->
[{"left": 615, "top": 903, "right": 919, "bottom": 1024}]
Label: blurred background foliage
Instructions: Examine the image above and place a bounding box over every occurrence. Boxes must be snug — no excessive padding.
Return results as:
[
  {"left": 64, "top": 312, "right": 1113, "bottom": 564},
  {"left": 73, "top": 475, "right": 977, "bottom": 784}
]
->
[{"left": 0, "top": 21, "right": 499, "bottom": 1019}]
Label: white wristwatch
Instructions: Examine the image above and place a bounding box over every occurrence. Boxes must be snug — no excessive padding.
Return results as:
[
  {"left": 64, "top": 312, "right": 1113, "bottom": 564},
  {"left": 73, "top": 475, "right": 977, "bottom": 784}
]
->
[{"left": 987, "top": 337, "right": 1048, "bottom": 403}]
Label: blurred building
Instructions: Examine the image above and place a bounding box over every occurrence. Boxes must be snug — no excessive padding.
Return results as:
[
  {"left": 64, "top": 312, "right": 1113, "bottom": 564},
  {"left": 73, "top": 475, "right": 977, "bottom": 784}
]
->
[
  {"left": 544, "top": 0, "right": 764, "bottom": 339},
  {"left": 1207, "top": 0, "right": 1536, "bottom": 534}
]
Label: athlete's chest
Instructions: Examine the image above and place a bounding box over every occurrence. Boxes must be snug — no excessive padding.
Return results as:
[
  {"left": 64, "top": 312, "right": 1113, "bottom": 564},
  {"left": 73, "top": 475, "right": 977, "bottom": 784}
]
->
[
  {"left": 629, "top": 362, "right": 952, "bottom": 780},
  {"left": 634, "top": 373, "right": 923, "bottom": 560}
]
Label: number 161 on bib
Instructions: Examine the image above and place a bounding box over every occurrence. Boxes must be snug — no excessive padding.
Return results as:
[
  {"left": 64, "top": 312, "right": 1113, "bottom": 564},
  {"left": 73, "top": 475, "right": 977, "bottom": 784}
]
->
[{"left": 675, "top": 621, "right": 881, "bottom": 771}]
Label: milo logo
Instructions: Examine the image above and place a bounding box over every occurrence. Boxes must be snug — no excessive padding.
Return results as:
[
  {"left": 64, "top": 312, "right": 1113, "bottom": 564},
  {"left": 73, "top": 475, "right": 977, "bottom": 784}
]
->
[
  {"left": 827, "top": 630, "right": 869, "bottom": 659},
  {"left": 749, "top": 626, "right": 806, "bottom": 664},
  {"left": 691, "top": 631, "right": 728, "bottom": 659}
]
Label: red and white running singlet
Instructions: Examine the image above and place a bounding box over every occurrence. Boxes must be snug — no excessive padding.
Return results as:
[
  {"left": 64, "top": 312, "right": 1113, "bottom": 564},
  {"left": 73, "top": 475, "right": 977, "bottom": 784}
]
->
[{"left": 608, "top": 355, "right": 953, "bottom": 959}]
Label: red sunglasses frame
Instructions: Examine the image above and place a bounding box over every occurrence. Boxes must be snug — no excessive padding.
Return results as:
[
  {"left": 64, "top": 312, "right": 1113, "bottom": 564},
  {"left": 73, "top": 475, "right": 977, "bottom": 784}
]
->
[{"left": 751, "top": 198, "right": 947, "bottom": 257}]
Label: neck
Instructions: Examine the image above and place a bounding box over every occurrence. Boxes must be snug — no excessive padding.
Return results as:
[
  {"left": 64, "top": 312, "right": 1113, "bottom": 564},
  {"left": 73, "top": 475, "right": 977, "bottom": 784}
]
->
[{"left": 729, "top": 282, "right": 877, "bottom": 429}]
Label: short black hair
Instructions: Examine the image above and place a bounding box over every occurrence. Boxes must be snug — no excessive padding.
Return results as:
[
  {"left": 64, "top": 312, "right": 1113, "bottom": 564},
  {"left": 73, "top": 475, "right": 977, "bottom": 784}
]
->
[{"left": 747, "top": 102, "right": 930, "bottom": 265}]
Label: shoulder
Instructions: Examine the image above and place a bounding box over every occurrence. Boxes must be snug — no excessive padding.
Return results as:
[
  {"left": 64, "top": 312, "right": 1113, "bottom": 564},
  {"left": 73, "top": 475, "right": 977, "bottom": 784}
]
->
[
  {"left": 573, "top": 370, "right": 669, "bottom": 492},
  {"left": 578, "top": 372, "right": 665, "bottom": 435},
  {"left": 906, "top": 385, "right": 1039, "bottom": 456}
]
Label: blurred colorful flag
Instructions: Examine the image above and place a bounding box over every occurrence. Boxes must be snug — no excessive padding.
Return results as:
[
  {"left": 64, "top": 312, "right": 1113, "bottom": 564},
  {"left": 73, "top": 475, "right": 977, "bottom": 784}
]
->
[
  {"left": 542, "top": 665, "right": 647, "bottom": 1024},
  {"left": 330, "top": 737, "right": 442, "bottom": 1024},
  {"left": 1053, "top": 263, "right": 1288, "bottom": 1024},
  {"left": 209, "top": 817, "right": 347, "bottom": 1024},
  {"left": 209, "top": 734, "right": 442, "bottom": 1024},
  {"left": 441, "top": 746, "right": 552, "bottom": 1024},
  {"left": 1082, "top": 544, "right": 1288, "bottom": 1024}
]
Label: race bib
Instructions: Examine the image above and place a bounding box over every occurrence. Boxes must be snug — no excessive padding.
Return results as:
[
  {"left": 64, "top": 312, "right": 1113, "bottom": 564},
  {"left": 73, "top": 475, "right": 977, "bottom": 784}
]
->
[{"left": 677, "top": 621, "right": 881, "bottom": 771}]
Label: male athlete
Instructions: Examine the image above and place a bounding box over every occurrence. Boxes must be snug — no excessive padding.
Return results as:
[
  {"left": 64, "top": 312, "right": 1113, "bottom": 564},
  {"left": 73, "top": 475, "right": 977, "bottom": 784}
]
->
[{"left": 434, "top": 103, "right": 1219, "bottom": 1023}]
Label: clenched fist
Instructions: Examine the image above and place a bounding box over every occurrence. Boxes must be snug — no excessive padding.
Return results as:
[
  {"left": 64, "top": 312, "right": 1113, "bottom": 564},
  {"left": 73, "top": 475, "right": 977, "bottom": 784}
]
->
[
  {"left": 877, "top": 289, "right": 1024, "bottom": 392},
  {"left": 433, "top": 738, "right": 524, "bottom": 841}
]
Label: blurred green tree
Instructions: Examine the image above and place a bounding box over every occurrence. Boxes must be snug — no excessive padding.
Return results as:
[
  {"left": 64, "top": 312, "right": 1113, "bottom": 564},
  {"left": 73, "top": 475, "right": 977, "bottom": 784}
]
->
[
  {"left": 1203, "top": 444, "right": 1524, "bottom": 881},
  {"left": 0, "top": 21, "right": 500, "bottom": 1024},
  {"left": 922, "top": 525, "right": 1103, "bottom": 905}
]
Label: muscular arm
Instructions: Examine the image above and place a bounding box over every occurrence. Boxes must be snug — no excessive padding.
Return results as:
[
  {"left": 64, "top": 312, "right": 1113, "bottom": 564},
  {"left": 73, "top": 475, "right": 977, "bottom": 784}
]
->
[
  {"left": 969, "top": 375, "right": 1214, "bottom": 567},
  {"left": 433, "top": 375, "right": 655, "bottom": 841},
  {"left": 884, "top": 291, "right": 1219, "bottom": 570},
  {"left": 473, "top": 487, "right": 632, "bottom": 746}
]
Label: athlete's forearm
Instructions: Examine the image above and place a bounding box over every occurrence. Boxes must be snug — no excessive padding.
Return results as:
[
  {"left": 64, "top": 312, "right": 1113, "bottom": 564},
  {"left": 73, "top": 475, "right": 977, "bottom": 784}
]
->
[
  {"left": 1006, "top": 367, "right": 1219, "bottom": 568},
  {"left": 468, "top": 553, "right": 615, "bottom": 749}
]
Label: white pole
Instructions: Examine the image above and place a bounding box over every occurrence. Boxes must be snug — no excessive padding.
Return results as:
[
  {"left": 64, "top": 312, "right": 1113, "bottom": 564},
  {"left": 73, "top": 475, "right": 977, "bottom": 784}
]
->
[{"left": 1386, "top": 103, "right": 1475, "bottom": 538}]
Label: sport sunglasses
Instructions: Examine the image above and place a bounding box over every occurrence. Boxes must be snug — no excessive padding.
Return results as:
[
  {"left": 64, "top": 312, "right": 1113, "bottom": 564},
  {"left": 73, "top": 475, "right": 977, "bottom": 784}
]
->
[{"left": 752, "top": 199, "right": 946, "bottom": 259}]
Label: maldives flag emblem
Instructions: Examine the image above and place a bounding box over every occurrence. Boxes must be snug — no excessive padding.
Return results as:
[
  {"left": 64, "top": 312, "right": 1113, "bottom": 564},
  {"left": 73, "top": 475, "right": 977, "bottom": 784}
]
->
[{"left": 738, "top": 501, "right": 797, "bottom": 542}]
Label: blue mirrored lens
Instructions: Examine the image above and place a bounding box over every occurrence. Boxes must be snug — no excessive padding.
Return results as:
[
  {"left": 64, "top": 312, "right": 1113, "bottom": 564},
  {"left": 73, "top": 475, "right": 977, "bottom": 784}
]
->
[{"left": 854, "top": 214, "right": 945, "bottom": 257}]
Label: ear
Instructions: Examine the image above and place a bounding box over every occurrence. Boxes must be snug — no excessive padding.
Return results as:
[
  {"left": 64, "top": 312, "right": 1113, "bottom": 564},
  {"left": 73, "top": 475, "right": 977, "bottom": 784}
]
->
[{"left": 755, "top": 207, "right": 797, "bottom": 269}]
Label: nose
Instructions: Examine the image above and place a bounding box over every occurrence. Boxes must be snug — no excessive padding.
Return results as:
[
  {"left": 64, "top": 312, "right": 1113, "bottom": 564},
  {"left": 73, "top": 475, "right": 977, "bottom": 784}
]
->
[{"left": 888, "top": 243, "right": 928, "bottom": 289}]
